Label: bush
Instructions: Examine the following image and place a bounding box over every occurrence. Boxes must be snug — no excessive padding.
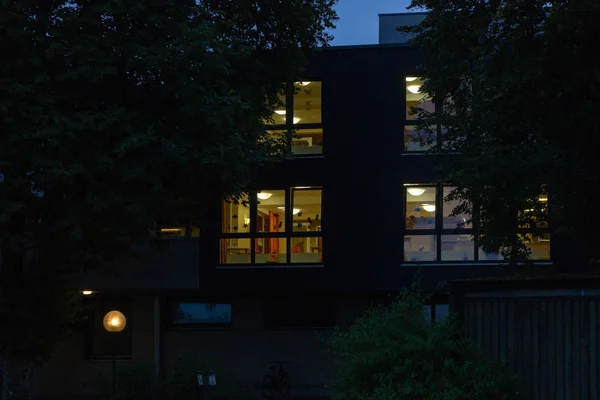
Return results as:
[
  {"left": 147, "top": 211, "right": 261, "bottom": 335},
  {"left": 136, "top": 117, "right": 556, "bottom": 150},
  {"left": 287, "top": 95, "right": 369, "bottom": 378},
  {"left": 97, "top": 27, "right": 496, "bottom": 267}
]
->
[
  {"left": 325, "top": 290, "right": 522, "bottom": 400},
  {"left": 87, "top": 356, "right": 260, "bottom": 400}
]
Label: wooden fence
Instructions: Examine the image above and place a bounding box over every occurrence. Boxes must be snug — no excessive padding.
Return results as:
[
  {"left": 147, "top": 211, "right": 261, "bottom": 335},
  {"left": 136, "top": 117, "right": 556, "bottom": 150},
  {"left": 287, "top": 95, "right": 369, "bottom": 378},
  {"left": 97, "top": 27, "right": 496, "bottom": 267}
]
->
[{"left": 453, "top": 286, "right": 600, "bottom": 400}]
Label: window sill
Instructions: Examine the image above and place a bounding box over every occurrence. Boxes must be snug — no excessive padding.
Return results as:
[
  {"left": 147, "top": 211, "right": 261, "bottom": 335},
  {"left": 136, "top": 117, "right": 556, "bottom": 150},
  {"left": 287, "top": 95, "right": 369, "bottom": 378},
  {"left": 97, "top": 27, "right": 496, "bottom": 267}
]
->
[
  {"left": 291, "top": 154, "right": 325, "bottom": 160},
  {"left": 85, "top": 356, "right": 132, "bottom": 362},
  {"left": 400, "top": 261, "right": 553, "bottom": 267},
  {"left": 217, "top": 264, "right": 324, "bottom": 269}
]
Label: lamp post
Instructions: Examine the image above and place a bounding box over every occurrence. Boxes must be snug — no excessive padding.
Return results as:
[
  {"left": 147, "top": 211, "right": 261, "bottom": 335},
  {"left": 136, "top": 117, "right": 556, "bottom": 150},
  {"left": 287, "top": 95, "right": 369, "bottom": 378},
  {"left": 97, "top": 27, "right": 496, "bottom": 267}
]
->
[
  {"left": 103, "top": 310, "right": 127, "bottom": 398},
  {"left": 197, "top": 370, "right": 216, "bottom": 400}
]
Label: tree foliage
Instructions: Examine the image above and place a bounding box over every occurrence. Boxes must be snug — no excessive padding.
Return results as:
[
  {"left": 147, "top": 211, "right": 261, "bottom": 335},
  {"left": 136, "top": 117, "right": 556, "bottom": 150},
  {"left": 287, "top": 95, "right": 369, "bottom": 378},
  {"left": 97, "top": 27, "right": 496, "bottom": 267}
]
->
[
  {"left": 0, "top": 0, "right": 337, "bottom": 394},
  {"left": 326, "top": 290, "right": 521, "bottom": 400},
  {"left": 404, "top": 0, "right": 600, "bottom": 269}
]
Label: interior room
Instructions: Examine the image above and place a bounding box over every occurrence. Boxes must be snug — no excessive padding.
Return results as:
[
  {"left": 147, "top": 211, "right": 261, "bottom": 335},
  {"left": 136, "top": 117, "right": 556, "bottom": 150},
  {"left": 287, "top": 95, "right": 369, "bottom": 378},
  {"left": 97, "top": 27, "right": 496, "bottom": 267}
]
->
[{"left": 221, "top": 188, "right": 323, "bottom": 265}]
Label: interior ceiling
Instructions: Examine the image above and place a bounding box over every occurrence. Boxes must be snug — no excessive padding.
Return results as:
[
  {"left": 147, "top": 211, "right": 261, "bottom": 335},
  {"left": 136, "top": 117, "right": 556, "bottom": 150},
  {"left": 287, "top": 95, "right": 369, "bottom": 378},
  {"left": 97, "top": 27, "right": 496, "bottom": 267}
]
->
[
  {"left": 406, "top": 77, "right": 427, "bottom": 102},
  {"left": 257, "top": 190, "right": 322, "bottom": 207},
  {"left": 406, "top": 187, "right": 436, "bottom": 202}
]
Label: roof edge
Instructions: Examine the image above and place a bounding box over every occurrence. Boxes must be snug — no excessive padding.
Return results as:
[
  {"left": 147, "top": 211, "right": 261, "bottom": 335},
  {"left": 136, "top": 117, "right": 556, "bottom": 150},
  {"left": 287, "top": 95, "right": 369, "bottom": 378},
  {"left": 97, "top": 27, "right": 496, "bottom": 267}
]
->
[
  {"left": 321, "top": 43, "right": 417, "bottom": 51},
  {"left": 378, "top": 11, "right": 429, "bottom": 17}
]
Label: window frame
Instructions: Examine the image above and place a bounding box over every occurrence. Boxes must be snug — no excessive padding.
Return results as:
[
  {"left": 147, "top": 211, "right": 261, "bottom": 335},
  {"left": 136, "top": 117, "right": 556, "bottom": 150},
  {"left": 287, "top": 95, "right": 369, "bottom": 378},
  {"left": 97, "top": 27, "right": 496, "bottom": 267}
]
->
[
  {"left": 266, "top": 80, "right": 324, "bottom": 158},
  {"left": 403, "top": 74, "right": 442, "bottom": 154},
  {"left": 403, "top": 184, "right": 551, "bottom": 263},
  {"left": 220, "top": 186, "right": 324, "bottom": 266}
]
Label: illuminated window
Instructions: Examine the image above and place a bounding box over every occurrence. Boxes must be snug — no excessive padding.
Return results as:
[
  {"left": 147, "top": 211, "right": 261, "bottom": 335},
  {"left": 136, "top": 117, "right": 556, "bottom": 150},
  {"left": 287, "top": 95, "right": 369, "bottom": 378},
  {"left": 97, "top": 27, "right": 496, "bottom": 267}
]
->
[
  {"left": 404, "top": 76, "right": 439, "bottom": 153},
  {"left": 405, "top": 185, "right": 550, "bottom": 262},
  {"left": 220, "top": 187, "right": 323, "bottom": 265},
  {"left": 266, "top": 81, "right": 323, "bottom": 156}
]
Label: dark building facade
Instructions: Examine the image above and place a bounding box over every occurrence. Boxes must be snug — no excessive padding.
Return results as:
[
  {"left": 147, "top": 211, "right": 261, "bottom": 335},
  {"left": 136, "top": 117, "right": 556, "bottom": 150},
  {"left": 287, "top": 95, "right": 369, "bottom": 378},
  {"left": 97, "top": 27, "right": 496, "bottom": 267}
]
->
[{"left": 35, "top": 44, "right": 552, "bottom": 398}]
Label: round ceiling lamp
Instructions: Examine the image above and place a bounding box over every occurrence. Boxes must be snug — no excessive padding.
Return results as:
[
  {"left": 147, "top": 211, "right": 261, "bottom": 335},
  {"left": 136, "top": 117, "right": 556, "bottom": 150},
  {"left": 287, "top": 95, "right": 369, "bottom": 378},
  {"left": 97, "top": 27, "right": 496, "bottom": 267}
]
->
[
  {"left": 407, "top": 85, "right": 421, "bottom": 94},
  {"left": 257, "top": 192, "right": 273, "bottom": 200},
  {"left": 407, "top": 188, "right": 425, "bottom": 196},
  {"left": 406, "top": 77, "right": 418, "bottom": 82},
  {"left": 422, "top": 204, "right": 436, "bottom": 213}
]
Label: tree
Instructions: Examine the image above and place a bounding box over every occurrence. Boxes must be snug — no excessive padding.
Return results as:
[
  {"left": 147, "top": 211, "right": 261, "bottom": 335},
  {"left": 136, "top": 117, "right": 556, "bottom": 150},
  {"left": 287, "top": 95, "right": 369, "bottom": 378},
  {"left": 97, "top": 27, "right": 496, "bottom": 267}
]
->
[
  {"left": 326, "top": 290, "right": 521, "bottom": 400},
  {"left": 0, "top": 0, "right": 337, "bottom": 397},
  {"left": 403, "top": 0, "right": 600, "bottom": 271}
]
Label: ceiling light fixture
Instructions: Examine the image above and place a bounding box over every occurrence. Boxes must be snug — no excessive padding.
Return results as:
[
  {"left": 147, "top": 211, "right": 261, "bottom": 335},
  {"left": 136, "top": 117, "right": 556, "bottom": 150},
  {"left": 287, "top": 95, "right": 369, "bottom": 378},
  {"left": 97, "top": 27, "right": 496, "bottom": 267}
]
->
[
  {"left": 257, "top": 192, "right": 272, "bottom": 200},
  {"left": 277, "top": 206, "right": 301, "bottom": 215},
  {"left": 406, "top": 77, "right": 418, "bottom": 82},
  {"left": 82, "top": 290, "right": 93, "bottom": 295},
  {"left": 274, "top": 110, "right": 286, "bottom": 115},
  {"left": 296, "top": 81, "right": 311, "bottom": 86},
  {"left": 293, "top": 117, "right": 301, "bottom": 124},
  {"left": 422, "top": 204, "right": 436, "bottom": 212},
  {"left": 407, "top": 188, "right": 425, "bottom": 196},
  {"left": 407, "top": 85, "right": 421, "bottom": 94}
]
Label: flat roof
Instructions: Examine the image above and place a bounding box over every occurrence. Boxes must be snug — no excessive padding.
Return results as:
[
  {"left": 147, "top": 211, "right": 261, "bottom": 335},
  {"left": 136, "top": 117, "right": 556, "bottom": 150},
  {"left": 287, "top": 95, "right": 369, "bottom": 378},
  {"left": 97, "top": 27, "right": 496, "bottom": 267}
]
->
[
  {"left": 323, "top": 43, "right": 416, "bottom": 51},
  {"left": 378, "top": 11, "right": 429, "bottom": 16}
]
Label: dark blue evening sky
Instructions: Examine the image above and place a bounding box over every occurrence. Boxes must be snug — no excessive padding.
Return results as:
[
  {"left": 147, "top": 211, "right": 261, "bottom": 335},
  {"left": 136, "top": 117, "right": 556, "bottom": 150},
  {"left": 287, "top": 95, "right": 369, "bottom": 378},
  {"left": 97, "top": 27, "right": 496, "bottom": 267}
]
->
[{"left": 331, "top": 0, "right": 413, "bottom": 46}]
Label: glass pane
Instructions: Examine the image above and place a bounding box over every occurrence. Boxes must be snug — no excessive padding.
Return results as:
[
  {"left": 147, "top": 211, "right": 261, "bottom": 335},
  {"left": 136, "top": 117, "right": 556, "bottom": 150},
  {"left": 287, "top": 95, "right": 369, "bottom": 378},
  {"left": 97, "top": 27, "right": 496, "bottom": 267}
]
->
[
  {"left": 406, "top": 77, "right": 434, "bottom": 120},
  {"left": 293, "top": 81, "right": 321, "bottom": 124},
  {"left": 526, "top": 233, "right": 551, "bottom": 260},
  {"left": 435, "top": 304, "right": 449, "bottom": 322},
  {"left": 220, "top": 238, "right": 251, "bottom": 264},
  {"left": 291, "top": 236, "right": 322, "bottom": 263},
  {"left": 171, "top": 303, "right": 232, "bottom": 324},
  {"left": 222, "top": 195, "right": 249, "bottom": 233},
  {"left": 405, "top": 186, "right": 436, "bottom": 230},
  {"left": 443, "top": 187, "right": 472, "bottom": 229},
  {"left": 292, "top": 188, "right": 322, "bottom": 232},
  {"left": 404, "top": 235, "right": 437, "bottom": 261},
  {"left": 422, "top": 305, "right": 432, "bottom": 324},
  {"left": 255, "top": 237, "right": 288, "bottom": 264},
  {"left": 292, "top": 128, "right": 323, "bottom": 155},
  {"left": 263, "top": 130, "right": 289, "bottom": 156},
  {"left": 441, "top": 234, "right": 474, "bottom": 261},
  {"left": 257, "top": 190, "right": 286, "bottom": 233},
  {"left": 478, "top": 248, "right": 505, "bottom": 261},
  {"left": 519, "top": 194, "right": 549, "bottom": 228},
  {"left": 270, "top": 91, "right": 287, "bottom": 125},
  {"left": 404, "top": 125, "right": 435, "bottom": 152}
]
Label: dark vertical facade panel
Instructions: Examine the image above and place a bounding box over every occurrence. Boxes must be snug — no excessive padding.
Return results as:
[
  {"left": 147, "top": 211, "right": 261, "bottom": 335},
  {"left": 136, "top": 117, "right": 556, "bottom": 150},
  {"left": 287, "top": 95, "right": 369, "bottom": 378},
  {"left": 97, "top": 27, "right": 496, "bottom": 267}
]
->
[
  {"left": 455, "top": 294, "right": 600, "bottom": 399},
  {"left": 531, "top": 302, "right": 539, "bottom": 400},
  {"left": 590, "top": 301, "right": 598, "bottom": 398},
  {"left": 540, "top": 301, "right": 548, "bottom": 400}
]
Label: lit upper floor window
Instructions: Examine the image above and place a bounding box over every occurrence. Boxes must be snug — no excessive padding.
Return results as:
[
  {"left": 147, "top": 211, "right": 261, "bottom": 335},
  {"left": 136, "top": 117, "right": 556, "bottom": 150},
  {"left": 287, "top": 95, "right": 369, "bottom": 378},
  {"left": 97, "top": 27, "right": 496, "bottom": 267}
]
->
[
  {"left": 403, "top": 184, "right": 550, "bottom": 262},
  {"left": 404, "top": 76, "right": 439, "bottom": 153},
  {"left": 267, "top": 81, "right": 323, "bottom": 156},
  {"left": 220, "top": 187, "right": 323, "bottom": 266}
]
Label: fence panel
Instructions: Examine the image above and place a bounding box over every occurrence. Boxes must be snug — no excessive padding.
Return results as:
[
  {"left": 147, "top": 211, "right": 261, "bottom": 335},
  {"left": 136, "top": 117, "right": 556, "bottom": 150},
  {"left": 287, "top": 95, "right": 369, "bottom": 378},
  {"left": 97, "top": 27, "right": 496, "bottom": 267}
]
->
[{"left": 456, "top": 290, "right": 600, "bottom": 400}]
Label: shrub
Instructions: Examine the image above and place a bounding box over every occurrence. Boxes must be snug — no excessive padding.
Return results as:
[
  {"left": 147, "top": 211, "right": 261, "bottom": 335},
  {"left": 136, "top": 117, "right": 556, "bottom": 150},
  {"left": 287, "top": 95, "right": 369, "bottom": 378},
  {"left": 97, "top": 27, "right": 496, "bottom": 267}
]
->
[{"left": 325, "top": 290, "right": 522, "bottom": 400}]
